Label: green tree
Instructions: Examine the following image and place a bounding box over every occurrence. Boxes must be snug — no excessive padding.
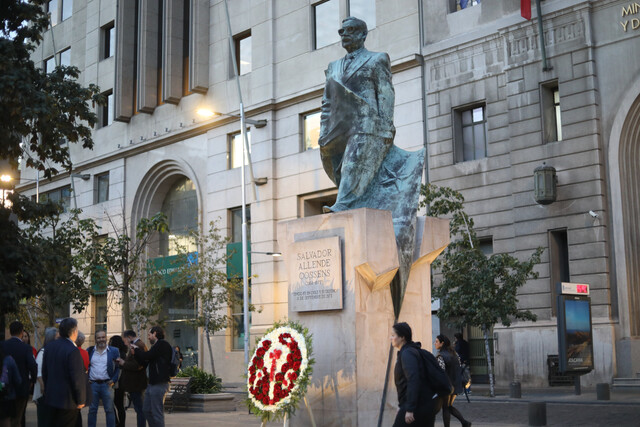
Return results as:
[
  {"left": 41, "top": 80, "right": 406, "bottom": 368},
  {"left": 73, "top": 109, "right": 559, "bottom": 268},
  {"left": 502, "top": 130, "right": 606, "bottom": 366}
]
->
[
  {"left": 171, "top": 220, "right": 246, "bottom": 376},
  {"left": 421, "top": 184, "right": 543, "bottom": 397},
  {"left": 2, "top": 194, "right": 103, "bottom": 325},
  {"left": 1, "top": 0, "right": 103, "bottom": 178},
  {"left": 93, "top": 211, "right": 169, "bottom": 332}
]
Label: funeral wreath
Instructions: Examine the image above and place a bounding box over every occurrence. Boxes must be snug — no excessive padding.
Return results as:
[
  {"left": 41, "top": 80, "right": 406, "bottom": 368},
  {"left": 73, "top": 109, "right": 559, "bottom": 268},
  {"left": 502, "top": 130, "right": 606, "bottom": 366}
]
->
[{"left": 246, "top": 320, "right": 314, "bottom": 421}]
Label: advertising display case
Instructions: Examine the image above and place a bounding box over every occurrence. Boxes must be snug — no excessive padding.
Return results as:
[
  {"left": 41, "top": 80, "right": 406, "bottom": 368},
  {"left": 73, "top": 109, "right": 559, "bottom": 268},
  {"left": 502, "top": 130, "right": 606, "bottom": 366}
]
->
[{"left": 556, "top": 282, "right": 594, "bottom": 374}]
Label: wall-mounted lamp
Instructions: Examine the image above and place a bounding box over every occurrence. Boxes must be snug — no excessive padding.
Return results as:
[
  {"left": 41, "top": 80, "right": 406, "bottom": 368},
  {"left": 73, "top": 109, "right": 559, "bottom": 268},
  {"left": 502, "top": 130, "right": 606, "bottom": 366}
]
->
[
  {"left": 533, "top": 162, "right": 557, "bottom": 205},
  {"left": 196, "top": 108, "right": 268, "bottom": 128},
  {"left": 249, "top": 251, "right": 282, "bottom": 257}
]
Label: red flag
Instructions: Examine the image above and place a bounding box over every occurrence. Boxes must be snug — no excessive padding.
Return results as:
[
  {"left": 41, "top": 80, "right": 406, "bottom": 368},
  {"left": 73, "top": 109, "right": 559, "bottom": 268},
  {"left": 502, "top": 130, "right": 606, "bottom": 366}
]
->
[{"left": 522, "top": 0, "right": 531, "bottom": 20}]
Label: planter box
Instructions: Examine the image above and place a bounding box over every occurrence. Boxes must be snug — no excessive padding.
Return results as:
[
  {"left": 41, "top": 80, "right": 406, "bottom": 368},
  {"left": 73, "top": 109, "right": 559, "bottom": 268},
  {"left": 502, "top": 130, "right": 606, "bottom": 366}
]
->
[{"left": 166, "top": 392, "right": 236, "bottom": 412}]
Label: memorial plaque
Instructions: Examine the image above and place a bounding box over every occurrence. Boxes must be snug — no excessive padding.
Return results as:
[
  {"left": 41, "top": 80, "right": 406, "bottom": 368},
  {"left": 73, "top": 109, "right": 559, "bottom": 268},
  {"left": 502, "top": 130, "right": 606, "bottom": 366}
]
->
[{"left": 289, "top": 236, "right": 342, "bottom": 312}]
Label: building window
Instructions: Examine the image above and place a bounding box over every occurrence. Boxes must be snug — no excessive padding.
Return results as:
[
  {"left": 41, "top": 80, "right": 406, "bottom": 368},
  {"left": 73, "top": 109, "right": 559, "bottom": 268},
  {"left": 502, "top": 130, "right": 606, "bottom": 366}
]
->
[
  {"left": 478, "top": 236, "right": 493, "bottom": 256},
  {"left": 47, "top": 0, "right": 59, "bottom": 25},
  {"left": 453, "top": 104, "right": 487, "bottom": 163},
  {"left": 98, "top": 90, "right": 114, "bottom": 128},
  {"left": 44, "top": 56, "right": 56, "bottom": 73},
  {"left": 450, "top": 0, "right": 481, "bottom": 13},
  {"left": 299, "top": 190, "right": 337, "bottom": 217},
  {"left": 41, "top": 185, "right": 71, "bottom": 212},
  {"left": 59, "top": 47, "right": 71, "bottom": 67},
  {"left": 159, "top": 177, "right": 198, "bottom": 256},
  {"left": 61, "top": 0, "right": 73, "bottom": 21},
  {"left": 233, "top": 31, "right": 252, "bottom": 76},
  {"left": 541, "top": 81, "right": 562, "bottom": 143},
  {"left": 348, "top": 0, "right": 375, "bottom": 29},
  {"left": 101, "top": 22, "right": 115, "bottom": 60},
  {"left": 94, "top": 294, "right": 107, "bottom": 333},
  {"left": 229, "top": 131, "right": 251, "bottom": 169},
  {"left": 303, "top": 111, "right": 321, "bottom": 151},
  {"left": 94, "top": 172, "right": 109, "bottom": 204},
  {"left": 549, "top": 229, "right": 570, "bottom": 316},
  {"left": 314, "top": 0, "right": 340, "bottom": 50},
  {"left": 229, "top": 206, "right": 251, "bottom": 351}
]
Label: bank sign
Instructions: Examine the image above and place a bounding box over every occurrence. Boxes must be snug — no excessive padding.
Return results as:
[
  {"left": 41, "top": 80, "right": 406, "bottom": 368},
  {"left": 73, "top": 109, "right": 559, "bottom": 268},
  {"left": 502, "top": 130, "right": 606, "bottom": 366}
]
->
[{"left": 557, "top": 282, "right": 594, "bottom": 374}]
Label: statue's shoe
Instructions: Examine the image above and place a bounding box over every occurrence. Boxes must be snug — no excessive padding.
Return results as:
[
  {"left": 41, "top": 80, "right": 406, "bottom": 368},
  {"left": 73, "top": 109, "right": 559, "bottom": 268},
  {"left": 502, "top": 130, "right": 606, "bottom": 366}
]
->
[{"left": 322, "top": 203, "right": 347, "bottom": 213}]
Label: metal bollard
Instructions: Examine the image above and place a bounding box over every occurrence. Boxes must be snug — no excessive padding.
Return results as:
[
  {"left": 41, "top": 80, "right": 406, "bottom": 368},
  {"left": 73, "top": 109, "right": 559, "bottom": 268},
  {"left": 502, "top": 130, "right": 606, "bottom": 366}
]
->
[
  {"left": 528, "top": 401, "right": 547, "bottom": 426},
  {"left": 510, "top": 381, "right": 522, "bottom": 398},
  {"left": 596, "top": 383, "right": 610, "bottom": 400}
]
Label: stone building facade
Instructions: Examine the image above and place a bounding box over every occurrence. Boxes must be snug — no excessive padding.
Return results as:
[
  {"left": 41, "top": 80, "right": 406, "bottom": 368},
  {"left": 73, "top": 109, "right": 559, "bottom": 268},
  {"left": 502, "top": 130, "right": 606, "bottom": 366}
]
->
[{"left": 17, "top": 0, "right": 640, "bottom": 386}]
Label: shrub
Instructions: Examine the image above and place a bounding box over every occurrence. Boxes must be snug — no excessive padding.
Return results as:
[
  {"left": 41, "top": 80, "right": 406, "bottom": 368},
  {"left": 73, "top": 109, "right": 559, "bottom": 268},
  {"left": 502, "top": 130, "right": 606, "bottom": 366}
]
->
[{"left": 176, "top": 366, "right": 223, "bottom": 394}]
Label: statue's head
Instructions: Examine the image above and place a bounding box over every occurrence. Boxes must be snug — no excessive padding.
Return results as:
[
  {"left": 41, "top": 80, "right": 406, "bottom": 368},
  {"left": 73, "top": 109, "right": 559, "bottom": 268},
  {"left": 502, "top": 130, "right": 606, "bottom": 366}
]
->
[{"left": 339, "top": 17, "right": 368, "bottom": 53}]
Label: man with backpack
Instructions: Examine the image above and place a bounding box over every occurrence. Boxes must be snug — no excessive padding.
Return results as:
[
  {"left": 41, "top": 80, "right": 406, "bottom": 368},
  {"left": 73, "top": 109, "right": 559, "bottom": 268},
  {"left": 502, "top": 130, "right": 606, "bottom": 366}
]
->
[
  {"left": 391, "top": 322, "right": 447, "bottom": 427},
  {"left": 131, "top": 326, "right": 172, "bottom": 427}
]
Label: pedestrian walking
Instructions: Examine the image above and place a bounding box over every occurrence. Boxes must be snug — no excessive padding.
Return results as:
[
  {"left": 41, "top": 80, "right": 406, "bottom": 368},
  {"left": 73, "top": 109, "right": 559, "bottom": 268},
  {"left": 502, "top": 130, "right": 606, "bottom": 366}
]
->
[
  {"left": 453, "top": 333, "right": 470, "bottom": 367},
  {"left": 33, "top": 327, "right": 58, "bottom": 427},
  {"left": 435, "top": 334, "right": 472, "bottom": 427},
  {"left": 131, "top": 326, "right": 172, "bottom": 427},
  {"left": 21, "top": 331, "right": 37, "bottom": 360},
  {"left": 1, "top": 347, "right": 22, "bottom": 427},
  {"left": 391, "top": 322, "right": 442, "bottom": 427},
  {"left": 107, "top": 336, "right": 127, "bottom": 427},
  {"left": 42, "top": 318, "right": 88, "bottom": 427},
  {"left": 117, "top": 330, "right": 147, "bottom": 427},
  {"left": 0, "top": 321, "right": 37, "bottom": 427},
  {"left": 174, "top": 346, "right": 183, "bottom": 371},
  {"left": 86, "top": 330, "right": 120, "bottom": 427},
  {"left": 76, "top": 333, "right": 90, "bottom": 372}
]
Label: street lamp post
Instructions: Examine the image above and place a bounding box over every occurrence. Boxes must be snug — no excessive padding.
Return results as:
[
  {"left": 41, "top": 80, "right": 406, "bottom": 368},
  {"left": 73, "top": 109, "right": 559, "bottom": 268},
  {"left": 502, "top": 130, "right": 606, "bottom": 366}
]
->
[{"left": 223, "top": 0, "right": 252, "bottom": 368}]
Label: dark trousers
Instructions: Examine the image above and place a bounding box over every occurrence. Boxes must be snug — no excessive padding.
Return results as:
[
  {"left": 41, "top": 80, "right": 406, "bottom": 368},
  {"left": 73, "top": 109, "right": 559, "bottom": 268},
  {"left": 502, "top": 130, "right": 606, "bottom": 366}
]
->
[
  {"left": 113, "top": 388, "right": 125, "bottom": 427},
  {"left": 36, "top": 397, "right": 56, "bottom": 427},
  {"left": 441, "top": 394, "right": 469, "bottom": 427},
  {"left": 128, "top": 391, "right": 146, "bottom": 427},
  {"left": 52, "top": 408, "right": 80, "bottom": 427},
  {"left": 393, "top": 398, "right": 441, "bottom": 427},
  {"left": 10, "top": 397, "right": 28, "bottom": 427}
]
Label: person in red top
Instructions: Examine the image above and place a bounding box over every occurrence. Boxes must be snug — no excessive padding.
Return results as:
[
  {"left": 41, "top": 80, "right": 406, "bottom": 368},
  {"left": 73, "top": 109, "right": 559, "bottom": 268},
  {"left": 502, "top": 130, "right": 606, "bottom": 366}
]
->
[
  {"left": 76, "top": 331, "right": 90, "bottom": 371},
  {"left": 22, "top": 330, "right": 37, "bottom": 358}
]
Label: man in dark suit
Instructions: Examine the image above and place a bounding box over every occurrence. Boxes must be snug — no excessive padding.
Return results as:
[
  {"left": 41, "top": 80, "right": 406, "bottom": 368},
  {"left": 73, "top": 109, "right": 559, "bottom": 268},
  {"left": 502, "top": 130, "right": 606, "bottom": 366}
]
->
[
  {"left": 42, "top": 317, "right": 88, "bottom": 427},
  {"left": 1, "top": 320, "right": 37, "bottom": 427},
  {"left": 319, "top": 16, "right": 395, "bottom": 213}
]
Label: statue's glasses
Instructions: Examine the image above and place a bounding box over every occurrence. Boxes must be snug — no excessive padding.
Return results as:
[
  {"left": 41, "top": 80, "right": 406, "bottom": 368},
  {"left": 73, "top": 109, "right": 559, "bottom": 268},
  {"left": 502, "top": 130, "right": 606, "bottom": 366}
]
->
[{"left": 338, "top": 26, "right": 358, "bottom": 36}]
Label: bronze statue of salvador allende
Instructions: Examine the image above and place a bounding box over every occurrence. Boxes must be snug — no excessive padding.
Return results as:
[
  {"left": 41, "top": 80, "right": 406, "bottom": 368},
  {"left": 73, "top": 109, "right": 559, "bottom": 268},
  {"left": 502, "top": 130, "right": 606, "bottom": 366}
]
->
[{"left": 318, "top": 16, "right": 425, "bottom": 315}]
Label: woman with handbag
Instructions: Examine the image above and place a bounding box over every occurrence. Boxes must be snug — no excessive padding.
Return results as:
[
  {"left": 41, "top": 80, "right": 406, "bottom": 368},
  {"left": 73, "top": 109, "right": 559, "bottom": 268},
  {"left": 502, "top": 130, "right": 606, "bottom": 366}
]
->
[{"left": 435, "top": 335, "right": 472, "bottom": 427}]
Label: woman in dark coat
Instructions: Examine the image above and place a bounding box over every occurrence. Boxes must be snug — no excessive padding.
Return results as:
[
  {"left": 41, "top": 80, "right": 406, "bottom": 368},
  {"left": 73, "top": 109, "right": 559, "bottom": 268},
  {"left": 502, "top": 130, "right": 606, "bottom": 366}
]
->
[
  {"left": 435, "top": 334, "right": 471, "bottom": 427},
  {"left": 391, "top": 322, "right": 441, "bottom": 427},
  {"left": 108, "top": 335, "right": 128, "bottom": 427}
]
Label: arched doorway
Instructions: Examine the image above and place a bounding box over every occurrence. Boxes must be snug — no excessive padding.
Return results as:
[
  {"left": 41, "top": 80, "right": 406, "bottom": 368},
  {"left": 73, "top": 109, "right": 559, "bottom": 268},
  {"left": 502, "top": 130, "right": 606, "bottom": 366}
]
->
[
  {"left": 619, "top": 95, "right": 640, "bottom": 337},
  {"left": 130, "top": 160, "right": 202, "bottom": 368},
  {"left": 157, "top": 176, "right": 199, "bottom": 368}
]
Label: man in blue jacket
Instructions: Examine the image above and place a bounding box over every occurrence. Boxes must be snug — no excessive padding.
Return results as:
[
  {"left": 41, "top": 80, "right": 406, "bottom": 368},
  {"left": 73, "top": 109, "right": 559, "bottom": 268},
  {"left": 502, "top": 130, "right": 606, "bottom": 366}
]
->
[{"left": 86, "top": 330, "right": 120, "bottom": 427}]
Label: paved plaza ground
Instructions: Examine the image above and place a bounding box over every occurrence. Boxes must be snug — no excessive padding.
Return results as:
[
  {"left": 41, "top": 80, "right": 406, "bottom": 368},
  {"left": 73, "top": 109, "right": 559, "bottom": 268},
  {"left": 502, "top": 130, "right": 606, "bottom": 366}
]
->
[{"left": 24, "top": 385, "right": 640, "bottom": 426}]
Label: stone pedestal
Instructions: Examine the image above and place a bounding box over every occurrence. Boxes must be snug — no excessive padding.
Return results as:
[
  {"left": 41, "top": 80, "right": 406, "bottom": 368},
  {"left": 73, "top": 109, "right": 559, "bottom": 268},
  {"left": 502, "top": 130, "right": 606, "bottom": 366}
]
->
[{"left": 277, "top": 208, "right": 449, "bottom": 426}]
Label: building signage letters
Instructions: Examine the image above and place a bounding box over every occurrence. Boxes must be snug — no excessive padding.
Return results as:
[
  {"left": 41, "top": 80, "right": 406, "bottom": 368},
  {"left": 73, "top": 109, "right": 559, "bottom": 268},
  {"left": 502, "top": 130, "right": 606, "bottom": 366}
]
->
[
  {"left": 620, "top": 3, "right": 640, "bottom": 32},
  {"left": 288, "top": 236, "right": 342, "bottom": 312}
]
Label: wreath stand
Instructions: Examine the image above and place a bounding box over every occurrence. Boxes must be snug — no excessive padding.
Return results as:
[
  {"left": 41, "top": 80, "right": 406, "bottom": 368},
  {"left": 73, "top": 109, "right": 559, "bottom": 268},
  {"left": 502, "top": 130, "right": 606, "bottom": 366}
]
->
[{"left": 260, "top": 397, "right": 316, "bottom": 427}]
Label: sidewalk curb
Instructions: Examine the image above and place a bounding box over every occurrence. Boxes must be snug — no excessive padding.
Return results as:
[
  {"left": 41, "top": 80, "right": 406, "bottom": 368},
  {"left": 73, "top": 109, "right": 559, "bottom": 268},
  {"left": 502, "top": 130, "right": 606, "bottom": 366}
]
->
[{"left": 461, "top": 397, "right": 640, "bottom": 407}]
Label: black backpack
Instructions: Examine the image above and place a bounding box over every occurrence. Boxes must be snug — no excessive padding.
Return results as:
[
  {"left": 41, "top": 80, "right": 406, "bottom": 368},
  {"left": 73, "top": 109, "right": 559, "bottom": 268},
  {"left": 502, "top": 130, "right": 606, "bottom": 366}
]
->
[{"left": 415, "top": 347, "right": 454, "bottom": 397}]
